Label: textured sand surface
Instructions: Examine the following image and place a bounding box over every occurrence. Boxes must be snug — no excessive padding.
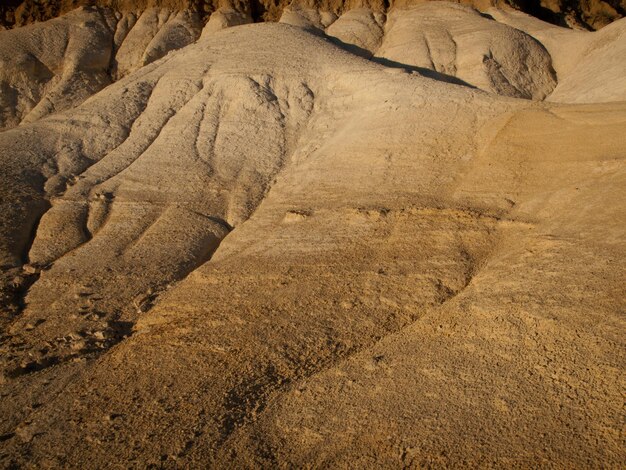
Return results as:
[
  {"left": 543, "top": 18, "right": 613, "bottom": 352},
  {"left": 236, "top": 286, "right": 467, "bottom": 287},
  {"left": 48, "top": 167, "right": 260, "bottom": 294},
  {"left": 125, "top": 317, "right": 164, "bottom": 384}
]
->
[{"left": 0, "top": 2, "right": 625, "bottom": 468}]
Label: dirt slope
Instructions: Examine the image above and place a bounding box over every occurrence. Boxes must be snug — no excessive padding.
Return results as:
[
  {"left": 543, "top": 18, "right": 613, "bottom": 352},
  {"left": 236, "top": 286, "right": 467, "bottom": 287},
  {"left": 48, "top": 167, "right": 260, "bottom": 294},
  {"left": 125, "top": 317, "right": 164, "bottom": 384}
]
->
[{"left": 0, "top": 4, "right": 624, "bottom": 469}]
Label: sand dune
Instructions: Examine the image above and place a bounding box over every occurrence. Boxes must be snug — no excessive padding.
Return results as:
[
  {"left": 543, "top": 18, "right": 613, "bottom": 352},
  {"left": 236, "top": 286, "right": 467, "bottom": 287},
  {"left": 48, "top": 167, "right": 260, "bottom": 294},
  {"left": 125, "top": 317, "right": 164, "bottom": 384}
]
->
[{"left": 0, "top": 2, "right": 625, "bottom": 467}]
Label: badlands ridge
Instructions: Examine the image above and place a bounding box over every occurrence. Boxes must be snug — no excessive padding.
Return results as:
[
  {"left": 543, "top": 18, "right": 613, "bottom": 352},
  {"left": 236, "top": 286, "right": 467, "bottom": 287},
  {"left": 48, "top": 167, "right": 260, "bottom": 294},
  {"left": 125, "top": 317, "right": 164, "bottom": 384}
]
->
[{"left": 0, "top": 1, "right": 625, "bottom": 467}]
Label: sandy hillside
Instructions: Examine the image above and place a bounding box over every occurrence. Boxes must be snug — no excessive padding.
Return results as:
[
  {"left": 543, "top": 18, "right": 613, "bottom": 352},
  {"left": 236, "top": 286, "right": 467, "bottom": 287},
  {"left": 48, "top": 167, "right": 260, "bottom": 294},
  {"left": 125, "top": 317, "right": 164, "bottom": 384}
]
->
[{"left": 0, "top": 1, "right": 625, "bottom": 468}]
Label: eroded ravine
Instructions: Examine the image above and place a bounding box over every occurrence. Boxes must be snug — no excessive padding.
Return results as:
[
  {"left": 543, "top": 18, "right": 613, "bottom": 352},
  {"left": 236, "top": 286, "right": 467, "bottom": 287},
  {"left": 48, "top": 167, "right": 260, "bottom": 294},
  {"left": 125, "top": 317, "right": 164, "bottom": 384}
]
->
[{"left": 2, "top": 72, "right": 317, "bottom": 380}]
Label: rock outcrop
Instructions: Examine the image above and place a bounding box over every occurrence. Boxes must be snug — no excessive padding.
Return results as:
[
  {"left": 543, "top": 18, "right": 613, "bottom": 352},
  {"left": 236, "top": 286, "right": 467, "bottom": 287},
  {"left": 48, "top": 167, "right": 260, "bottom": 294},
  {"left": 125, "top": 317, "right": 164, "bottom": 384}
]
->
[{"left": 1, "top": 0, "right": 624, "bottom": 30}]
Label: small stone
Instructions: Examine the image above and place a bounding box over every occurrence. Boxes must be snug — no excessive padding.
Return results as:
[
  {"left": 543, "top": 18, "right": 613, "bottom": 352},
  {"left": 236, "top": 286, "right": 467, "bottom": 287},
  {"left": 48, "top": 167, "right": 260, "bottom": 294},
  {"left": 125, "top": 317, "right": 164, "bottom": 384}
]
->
[
  {"left": 92, "top": 331, "right": 106, "bottom": 340},
  {"left": 22, "top": 264, "right": 38, "bottom": 275}
]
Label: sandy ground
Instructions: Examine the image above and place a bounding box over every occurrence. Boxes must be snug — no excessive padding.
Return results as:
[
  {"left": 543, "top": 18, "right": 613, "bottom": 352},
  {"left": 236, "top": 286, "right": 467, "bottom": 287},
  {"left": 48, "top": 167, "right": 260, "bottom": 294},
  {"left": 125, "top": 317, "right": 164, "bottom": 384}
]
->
[{"left": 0, "top": 3, "right": 625, "bottom": 468}]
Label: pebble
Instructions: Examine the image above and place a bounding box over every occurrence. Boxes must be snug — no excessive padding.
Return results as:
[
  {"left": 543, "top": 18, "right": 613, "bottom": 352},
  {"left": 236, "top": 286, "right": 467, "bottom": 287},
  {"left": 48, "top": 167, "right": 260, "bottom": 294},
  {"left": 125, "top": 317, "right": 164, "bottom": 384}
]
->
[{"left": 22, "top": 264, "right": 38, "bottom": 275}]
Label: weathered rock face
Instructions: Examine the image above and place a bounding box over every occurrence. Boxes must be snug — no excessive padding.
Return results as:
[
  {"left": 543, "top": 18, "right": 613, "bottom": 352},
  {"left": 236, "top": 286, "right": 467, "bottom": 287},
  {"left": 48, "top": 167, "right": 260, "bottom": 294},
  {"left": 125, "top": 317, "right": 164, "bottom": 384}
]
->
[
  {"left": 516, "top": 0, "right": 626, "bottom": 29},
  {"left": 0, "top": 6, "right": 202, "bottom": 129},
  {"left": 0, "top": 0, "right": 624, "bottom": 29},
  {"left": 3, "top": 0, "right": 626, "bottom": 131},
  {"left": 374, "top": 3, "right": 557, "bottom": 99}
]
